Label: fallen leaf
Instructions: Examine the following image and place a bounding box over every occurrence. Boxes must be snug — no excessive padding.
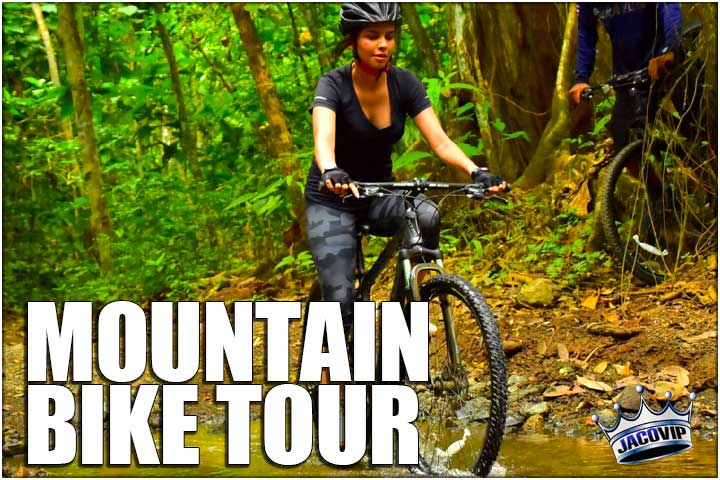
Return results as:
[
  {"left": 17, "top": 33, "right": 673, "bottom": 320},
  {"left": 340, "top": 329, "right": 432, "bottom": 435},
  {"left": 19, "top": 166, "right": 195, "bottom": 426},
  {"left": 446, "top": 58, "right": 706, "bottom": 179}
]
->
[
  {"left": 15, "top": 466, "right": 26, "bottom": 477},
  {"left": 537, "top": 340, "right": 548, "bottom": 356},
  {"left": 660, "top": 290, "right": 683, "bottom": 302},
  {"left": 613, "top": 362, "right": 632, "bottom": 376},
  {"left": 661, "top": 365, "right": 690, "bottom": 387},
  {"left": 594, "top": 361, "right": 608, "bottom": 374},
  {"left": 709, "top": 287, "right": 718, "bottom": 302},
  {"left": 557, "top": 343, "right": 569, "bottom": 362},
  {"left": 682, "top": 331, "right": 717, "bottom": 342},
  {"left": 576, "top": 375, "right": 613, "bottom": 392},
  {"left": 575, "top": 400, "right": 593, "bottom": 411},
  {"left": 615, "top": 376, "right": 646, "bottom": 389},
  {"left": 603, "top": 312, "right": 620, "bottom": 324},
  {"left": 706, "top": 254, "right": 717, "bottom": 270},
  {"left": 654, "top": 381, "right": 687, "bottom": 401},
  {"left": 581, "top": 292, "right": 600, "bottom": 310},
  {"left": 601, "top": 288, "right": 615, "bottom": 296},
  {"left": 544, "top": 385, "right": 573, "bottom": 397},
  {"left": 569, "top": 180, "right": 592, "bottom": 216}
]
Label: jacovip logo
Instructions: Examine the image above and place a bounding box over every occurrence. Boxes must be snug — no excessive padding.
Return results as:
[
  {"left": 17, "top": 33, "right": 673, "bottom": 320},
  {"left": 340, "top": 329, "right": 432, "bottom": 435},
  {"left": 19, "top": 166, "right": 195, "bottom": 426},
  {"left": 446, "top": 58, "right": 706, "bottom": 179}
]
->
[{"left": 592, "top": 386, "right": 696, "bottom": 464}]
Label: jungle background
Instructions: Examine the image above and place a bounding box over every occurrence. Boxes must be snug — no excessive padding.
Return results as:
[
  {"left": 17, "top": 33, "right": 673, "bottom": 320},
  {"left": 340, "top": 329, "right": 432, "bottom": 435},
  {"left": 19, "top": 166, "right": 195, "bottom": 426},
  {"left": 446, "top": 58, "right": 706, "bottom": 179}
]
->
[{"left": 2, "top": 2, "right": 718, "bottom": 477}]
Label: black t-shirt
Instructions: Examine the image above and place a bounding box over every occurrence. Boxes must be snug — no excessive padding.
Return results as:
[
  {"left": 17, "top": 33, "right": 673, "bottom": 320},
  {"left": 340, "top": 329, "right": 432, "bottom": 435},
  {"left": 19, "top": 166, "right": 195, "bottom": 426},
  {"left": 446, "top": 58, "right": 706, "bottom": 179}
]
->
[{"left": 305, "top": 64, "right": 432, "bottom": 209}]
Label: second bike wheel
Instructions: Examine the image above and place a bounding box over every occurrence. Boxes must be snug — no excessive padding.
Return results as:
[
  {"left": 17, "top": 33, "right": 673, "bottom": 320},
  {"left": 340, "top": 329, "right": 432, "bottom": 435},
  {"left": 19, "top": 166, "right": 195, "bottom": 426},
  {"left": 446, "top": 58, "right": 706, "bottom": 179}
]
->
[
  {"left": 414, "top": 274, "right": 507, "bottom": 477},
  {"left": 601, "top": 138, "right": 717, "bottom": 284},
  {"left": 601, "top": 139, "right": 669, "bottom": 284}
]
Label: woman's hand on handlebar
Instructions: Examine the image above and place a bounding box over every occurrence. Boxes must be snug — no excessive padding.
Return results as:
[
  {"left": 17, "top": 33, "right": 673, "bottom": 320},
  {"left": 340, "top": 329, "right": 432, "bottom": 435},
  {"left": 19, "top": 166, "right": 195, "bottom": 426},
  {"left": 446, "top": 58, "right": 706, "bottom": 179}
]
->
[
  {"left": 472, "top": 167, "right": 510, "bottom": 194},
  {"left": 320, "top": 167, "right": 360, "bottom": 198}
]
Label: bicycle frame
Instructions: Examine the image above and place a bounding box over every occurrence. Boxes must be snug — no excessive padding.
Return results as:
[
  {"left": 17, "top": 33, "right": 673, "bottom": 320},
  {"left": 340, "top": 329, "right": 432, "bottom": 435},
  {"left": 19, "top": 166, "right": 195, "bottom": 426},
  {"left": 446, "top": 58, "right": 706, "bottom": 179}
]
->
[{"left": 351, "top": 187, "right": 447, "bottom": 296}]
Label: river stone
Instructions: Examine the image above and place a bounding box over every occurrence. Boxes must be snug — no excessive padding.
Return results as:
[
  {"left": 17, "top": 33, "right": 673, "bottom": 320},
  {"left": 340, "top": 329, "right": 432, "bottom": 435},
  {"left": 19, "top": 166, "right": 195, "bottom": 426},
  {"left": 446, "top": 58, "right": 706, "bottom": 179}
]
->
[
  {"left": 204, "top": 414, "right": 227, "bottom": 434},
  {"left": 456, "top": 397, "right": 491, "bottom": 422},
  {"left": 522, "top": 413, "right": 545, "bottom": 433},
  {"left": 505, "top": 413, "right": 525, "bottom": 428},
  {"left": 596, "top": 408, "right": 618, "bottom": 425},
  {"left": 521, "top": 401, "right": 549, "bottom": 416},
  {"left": 516, "top": 278, "right": 558, "bottom": 307},
  {"left": 508, "top": 374, "right": 528, "bottom": 387},
  {"left": 2, "top": 438, "right": 23, "bottom": 456},
  {"left": 509, "top": 384, "right": 545, "bottom": 404},
  {"left": 469, "top": 380, "right": 491, "bottom": 397},
  {"left": 616, "top": 385, "right": 642, "bottom": 411}
]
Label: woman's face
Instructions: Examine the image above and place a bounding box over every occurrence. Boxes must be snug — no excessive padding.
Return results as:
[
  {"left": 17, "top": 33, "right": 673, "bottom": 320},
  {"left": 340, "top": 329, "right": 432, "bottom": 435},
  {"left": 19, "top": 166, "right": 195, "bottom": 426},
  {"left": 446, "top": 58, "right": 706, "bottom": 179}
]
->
[{"left": 355, "top": 22, "right": 396, "bottom": 69}]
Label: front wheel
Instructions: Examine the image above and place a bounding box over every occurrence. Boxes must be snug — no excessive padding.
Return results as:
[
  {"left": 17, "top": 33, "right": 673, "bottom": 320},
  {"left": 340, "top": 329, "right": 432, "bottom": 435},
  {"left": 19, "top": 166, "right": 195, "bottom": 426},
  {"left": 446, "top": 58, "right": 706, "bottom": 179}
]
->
[{"left": 415, "top": 274, "right": 507, "bottom": 477}]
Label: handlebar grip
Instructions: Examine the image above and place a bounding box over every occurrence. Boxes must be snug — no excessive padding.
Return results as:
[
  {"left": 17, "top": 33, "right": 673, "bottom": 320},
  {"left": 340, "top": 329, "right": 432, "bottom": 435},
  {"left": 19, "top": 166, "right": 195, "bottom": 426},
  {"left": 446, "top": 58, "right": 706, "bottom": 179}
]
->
[{"left": 581, "top": 89, "right": 593, "bottom": 102}]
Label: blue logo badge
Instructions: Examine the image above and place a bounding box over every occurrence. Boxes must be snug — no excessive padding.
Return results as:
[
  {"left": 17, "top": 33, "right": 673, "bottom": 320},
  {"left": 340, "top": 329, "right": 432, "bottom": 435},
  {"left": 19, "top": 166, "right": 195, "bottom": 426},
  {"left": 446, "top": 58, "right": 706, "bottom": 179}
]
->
[{"left": 592, "top": 385, "right": 696, "bottom": 464}]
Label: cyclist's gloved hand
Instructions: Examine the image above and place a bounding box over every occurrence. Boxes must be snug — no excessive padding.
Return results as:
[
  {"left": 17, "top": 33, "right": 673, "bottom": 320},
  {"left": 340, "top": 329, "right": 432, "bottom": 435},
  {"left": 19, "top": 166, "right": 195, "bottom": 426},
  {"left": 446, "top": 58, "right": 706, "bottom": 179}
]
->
[
  {"left": 648, "top": 51, "right": 675, "bottom": 81},
  {"left": 569, "top": 82, "right": 590, "bottom": 105},
  {"left": 319, "top": 167, "right": 359, "bottom": 197},
  {"left": 472, "top": 167, "right": 508, "bottom": 192}
]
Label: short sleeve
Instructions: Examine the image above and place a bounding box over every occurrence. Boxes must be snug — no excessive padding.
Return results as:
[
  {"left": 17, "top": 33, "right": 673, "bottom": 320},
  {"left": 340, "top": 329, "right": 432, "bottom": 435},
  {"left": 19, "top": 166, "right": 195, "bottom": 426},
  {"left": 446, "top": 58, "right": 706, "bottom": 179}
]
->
[
  {"left": 402, "top": 69, "right": 432, "bottom": 118},
  {"left": 309, "top": 74, "right": 340, "bottom": 114}
]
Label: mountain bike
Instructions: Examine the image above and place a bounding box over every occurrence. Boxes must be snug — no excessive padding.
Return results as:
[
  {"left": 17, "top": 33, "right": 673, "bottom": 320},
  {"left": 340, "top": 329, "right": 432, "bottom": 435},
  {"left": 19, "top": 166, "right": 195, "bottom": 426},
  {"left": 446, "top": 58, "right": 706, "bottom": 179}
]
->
[
  {"left": 304, "top": 179, "right": 508, "bottom": 476},
  {"left": 582, "top": 22, "right": 717, "bottom": 284}
]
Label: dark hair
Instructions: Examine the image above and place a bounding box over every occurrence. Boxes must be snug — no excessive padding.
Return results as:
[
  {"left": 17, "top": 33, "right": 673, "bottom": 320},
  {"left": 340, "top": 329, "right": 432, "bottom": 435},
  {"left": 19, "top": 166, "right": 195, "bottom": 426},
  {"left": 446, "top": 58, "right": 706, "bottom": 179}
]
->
[{"left": 333, "top": 33, "right": 358, "bottom": 60}]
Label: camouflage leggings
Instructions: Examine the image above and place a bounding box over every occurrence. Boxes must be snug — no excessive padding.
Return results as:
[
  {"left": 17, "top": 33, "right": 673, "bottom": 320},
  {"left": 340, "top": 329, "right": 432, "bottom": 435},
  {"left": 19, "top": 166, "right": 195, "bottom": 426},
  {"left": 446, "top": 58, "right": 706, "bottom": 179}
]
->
[{"left": 306, "top": 195, "right": 440, "bottom": 334}]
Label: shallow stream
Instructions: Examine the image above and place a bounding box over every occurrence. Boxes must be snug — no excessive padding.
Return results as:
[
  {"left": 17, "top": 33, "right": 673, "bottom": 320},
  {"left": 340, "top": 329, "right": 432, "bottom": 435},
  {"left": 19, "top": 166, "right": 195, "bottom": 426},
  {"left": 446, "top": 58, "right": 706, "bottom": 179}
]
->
[{"left": 12, "top": 423, "right": 717, "bottom": 477}]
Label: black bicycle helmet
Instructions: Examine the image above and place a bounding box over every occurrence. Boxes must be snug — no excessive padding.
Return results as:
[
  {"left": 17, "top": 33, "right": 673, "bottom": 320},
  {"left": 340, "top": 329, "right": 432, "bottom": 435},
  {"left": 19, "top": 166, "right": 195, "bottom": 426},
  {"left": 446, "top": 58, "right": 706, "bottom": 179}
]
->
[{"left": 339, "top": 2, "right": 401, "bottom": 35}]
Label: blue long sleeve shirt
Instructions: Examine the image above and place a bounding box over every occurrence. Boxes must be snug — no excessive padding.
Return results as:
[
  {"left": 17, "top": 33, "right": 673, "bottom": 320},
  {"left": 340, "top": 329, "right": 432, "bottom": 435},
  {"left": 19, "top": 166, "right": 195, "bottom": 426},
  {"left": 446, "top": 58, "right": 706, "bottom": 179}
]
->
[{"left": 574, "top": 3, "right": 682, "bottom": 85}]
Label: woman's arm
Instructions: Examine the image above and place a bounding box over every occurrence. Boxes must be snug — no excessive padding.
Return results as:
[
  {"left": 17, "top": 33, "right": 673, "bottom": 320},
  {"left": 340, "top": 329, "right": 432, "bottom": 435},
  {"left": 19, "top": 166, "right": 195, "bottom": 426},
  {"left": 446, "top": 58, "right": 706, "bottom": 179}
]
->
[
  {"left": 413, "top": 107, "right": 477, "bottom": 175},
  {"left": 413, "top": 106, "right": 506, "bottom": 191},
  {"left": 312, "top": 105, "right": 337, "bottom": 172},
  {"left": 312, "top": 105, "right": 358, "bottom": 197}
]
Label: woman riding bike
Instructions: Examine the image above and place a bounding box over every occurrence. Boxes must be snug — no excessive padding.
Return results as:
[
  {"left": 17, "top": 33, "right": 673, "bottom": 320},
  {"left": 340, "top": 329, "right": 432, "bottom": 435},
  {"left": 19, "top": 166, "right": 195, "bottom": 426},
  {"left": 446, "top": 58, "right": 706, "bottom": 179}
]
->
[{"left": 305, "top": 2, "right": 508, "bottom": 344}]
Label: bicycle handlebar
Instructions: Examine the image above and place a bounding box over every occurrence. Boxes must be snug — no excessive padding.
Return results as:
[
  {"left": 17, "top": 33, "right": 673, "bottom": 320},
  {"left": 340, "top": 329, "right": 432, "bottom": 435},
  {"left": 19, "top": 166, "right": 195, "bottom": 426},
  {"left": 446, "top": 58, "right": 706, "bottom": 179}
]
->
[
  {"left": 351, "top": 179, "right": 511, "bottom": 201},
  {"left": 581, "top": 67, "right": 650, "bottom": 102}
]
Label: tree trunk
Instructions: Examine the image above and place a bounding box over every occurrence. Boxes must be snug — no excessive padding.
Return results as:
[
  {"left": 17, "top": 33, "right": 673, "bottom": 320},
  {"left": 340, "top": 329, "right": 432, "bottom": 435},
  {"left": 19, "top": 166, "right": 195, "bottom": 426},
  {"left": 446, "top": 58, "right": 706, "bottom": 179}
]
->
[
  {"left": 401, "top": 3, "right": 439, "bottom": 78},
  {"left": 31, "top": 3, "right": 74, "bottom": 141},
  {"left": 515, "top": 5, "right": 576, "bottom": 189},
  {"left": 446, "top": 4, "right": 499, "bottom": 176},
  {"left": 154, "top": 3, "right": 200, "bottom": 178},
  {"left": 230, "top": 2, "right": 305, "bottom": 247},
  {"left": 301, "top": 3, "right": 331, "bottom": 73},
  {"left": 471, "top": 4, "right": 565, "bottom": 181},
  {"left": 57, "top": 3, "right": 112, "bottom": 270},
  {"left": 286, "top": 3, "right": 312, "bottom": 87}
]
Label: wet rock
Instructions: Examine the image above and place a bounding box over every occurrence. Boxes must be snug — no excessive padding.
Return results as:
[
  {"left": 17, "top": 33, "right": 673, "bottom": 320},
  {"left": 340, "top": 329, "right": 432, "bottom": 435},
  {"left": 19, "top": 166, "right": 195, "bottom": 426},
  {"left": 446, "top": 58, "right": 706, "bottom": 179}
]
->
[
  {"left": 615, "top": 386, "right": 642, "bottom": 411},
  {"left": 509, "top": 384, "right": 545, "bottom": 404},
  {"left": 505, "top": 413, "right": 525, "bottom": 428},
  {"left": 468, "top": 380, "right": 490, "bottom": 397},
  {"left": 456, "top": 397, "right": 491, "bottom": 422},
  {"left": 595, "top": 408, "right": 618, "bottom": 425},
  {"left": 521, "top": 401, "right": 549, "bottom": 416},
  {"left": 3, "top": 437, "right": 24, "bottom": 456},
  {"left": 508, "top": 375, "right": 528, "bottom": 387},
  {"left": 522, "top": 413, "right": 545, "bottom": 433},
  {"left": 204, "top": 414, "right": 227, "bottom": 434},
  {"left": 516, "top": 278, "right": 558, "bottom": 307},
  {"left": 489, "top": 462, "right": 507, "bottom": 477}
]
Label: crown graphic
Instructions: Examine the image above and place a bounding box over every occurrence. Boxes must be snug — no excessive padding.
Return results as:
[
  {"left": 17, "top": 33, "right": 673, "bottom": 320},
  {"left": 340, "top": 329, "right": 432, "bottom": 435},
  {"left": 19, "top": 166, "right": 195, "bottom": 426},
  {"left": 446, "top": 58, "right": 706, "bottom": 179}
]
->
[{"left": 592, "top": 385, "right": 696, "bottom": 465}]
